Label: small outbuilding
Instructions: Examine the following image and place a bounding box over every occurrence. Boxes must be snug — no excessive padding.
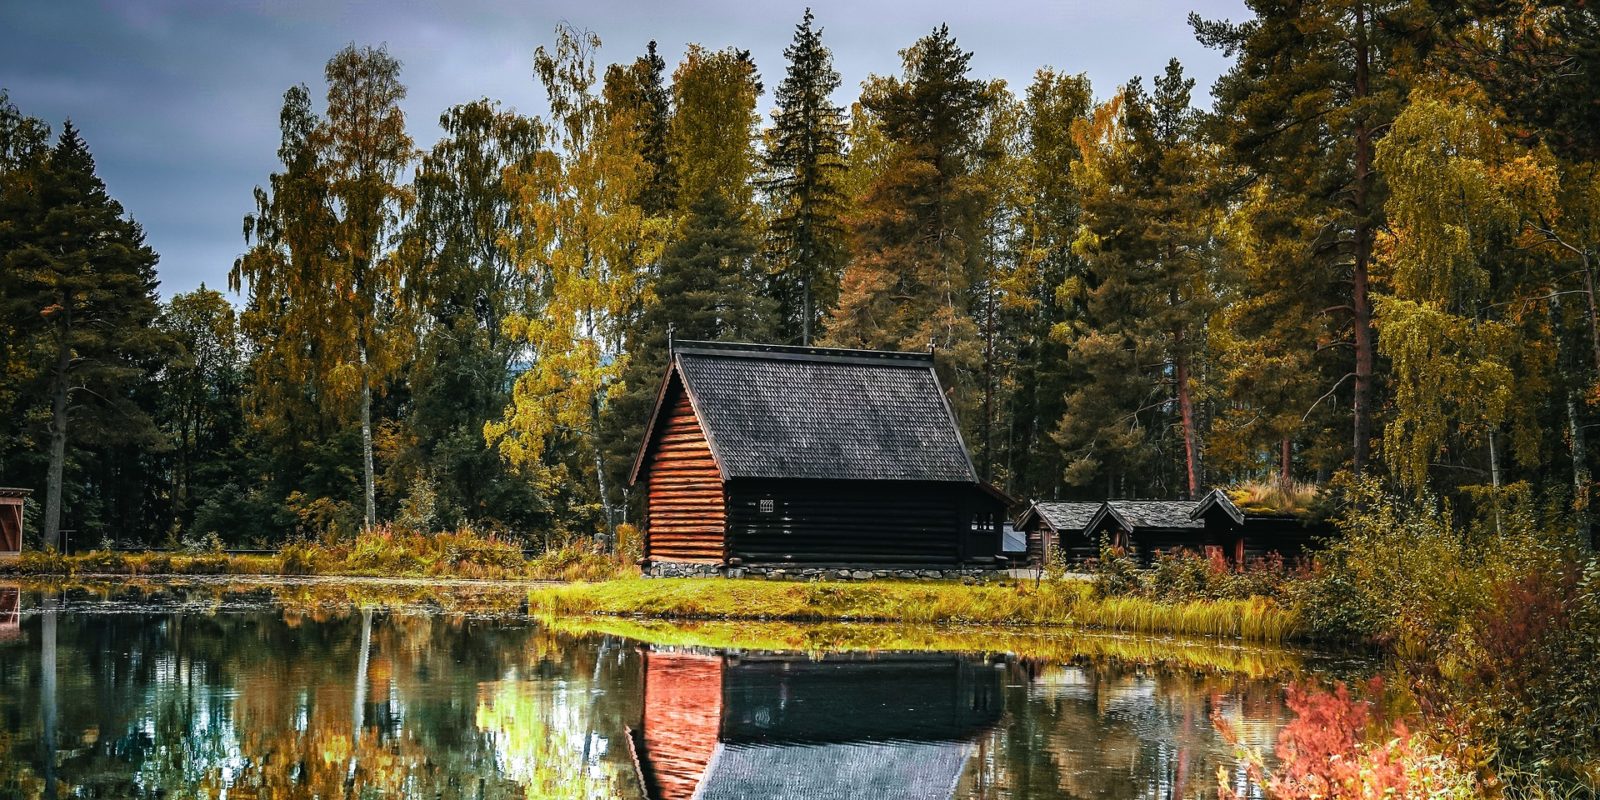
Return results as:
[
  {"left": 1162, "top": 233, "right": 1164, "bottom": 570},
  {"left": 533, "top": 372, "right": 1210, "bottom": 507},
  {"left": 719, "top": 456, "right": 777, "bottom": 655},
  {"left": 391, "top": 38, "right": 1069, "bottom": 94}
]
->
[
  {"left": 630, "top": 340, "right": 1010, "bottom": 576},
  {"left": 1014, "top": 502, "right": 1102, "bottom": 566},
  {"left": 1023, "top": 488, "right": 1327, "bottom": 567},
  {"left": 0, "top": 488, "right": 29, "bottom": 560}
]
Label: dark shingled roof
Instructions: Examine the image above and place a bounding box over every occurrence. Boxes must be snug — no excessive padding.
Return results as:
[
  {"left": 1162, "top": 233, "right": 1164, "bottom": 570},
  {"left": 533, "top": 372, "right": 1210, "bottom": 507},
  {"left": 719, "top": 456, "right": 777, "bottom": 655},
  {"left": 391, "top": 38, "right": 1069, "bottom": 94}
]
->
[
  {"left": 698, "top": 741, "right": 973, "bottom": 800},
  {"left": 1097, "top": 500, "right": 1205, "bottom": 531},
  {"left": 1027, "top": 502, "right": 1103, "bottom": 532},
  {"left": 660, "top": 341, "right": 978, "bottom": 483}
]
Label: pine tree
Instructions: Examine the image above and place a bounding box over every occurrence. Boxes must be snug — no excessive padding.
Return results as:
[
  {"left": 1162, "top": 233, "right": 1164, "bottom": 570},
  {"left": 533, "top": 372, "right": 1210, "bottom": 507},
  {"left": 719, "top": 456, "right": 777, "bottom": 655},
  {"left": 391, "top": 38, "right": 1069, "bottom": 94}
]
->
[
  {"left": 1053, "top": 62, "right": 1216, "bottom": 497},
  {"left": 0, "top": 122, "right": 166, "bottom": 548},
  {"left": 824, "top": 26, "right": 994, "bottom": 413},
  {"left": 1194, "top": 1, "right": 1428, "bottom": 476},
  {"left": 604, "top": 41, "right": 676, "bottom": 216},
  {"left": 764, "top": 9, "right": 848, "bottom": 345},
  {"left": 1007, "top": 69, "right": 1092, "bottom": 498}
]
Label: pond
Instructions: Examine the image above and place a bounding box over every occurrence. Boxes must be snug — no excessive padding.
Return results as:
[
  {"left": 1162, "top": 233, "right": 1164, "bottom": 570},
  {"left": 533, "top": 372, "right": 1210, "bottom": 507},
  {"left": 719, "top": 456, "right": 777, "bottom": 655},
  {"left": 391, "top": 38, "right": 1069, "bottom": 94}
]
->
[{"left": 0, "top": 579, "right": 1359, "bottom": 799}]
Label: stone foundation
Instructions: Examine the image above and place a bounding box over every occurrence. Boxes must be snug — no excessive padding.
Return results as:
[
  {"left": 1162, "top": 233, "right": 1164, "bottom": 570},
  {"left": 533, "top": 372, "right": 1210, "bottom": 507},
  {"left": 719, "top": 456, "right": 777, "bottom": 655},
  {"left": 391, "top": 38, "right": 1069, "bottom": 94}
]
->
[{"left": 644, "top": 560, "right": 1007, "bottom": 581}]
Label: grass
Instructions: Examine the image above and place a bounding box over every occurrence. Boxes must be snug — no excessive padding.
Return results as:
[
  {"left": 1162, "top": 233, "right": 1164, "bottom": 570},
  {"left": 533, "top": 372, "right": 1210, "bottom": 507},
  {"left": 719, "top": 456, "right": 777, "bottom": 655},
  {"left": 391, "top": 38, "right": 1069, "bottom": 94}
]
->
[
  {"left": 0, "top": 525, "right": 634, "bottom": 582},
  {"left": 540, "top": 616, "right": 1315, "bottom": 678},
  {"left": 1226, "top": 478, "right": 1323, "bottom": 517},
  {"left": 525, "top": 577, "right": 1306, "bottom": 643}
]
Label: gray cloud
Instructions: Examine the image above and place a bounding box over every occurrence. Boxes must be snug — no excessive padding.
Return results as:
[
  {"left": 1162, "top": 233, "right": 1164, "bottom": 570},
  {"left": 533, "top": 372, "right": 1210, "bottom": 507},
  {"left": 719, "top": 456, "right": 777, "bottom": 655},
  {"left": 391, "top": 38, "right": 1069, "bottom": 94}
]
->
[{"left": 1, "top": 0, "right": 1248, "bottom": 299}]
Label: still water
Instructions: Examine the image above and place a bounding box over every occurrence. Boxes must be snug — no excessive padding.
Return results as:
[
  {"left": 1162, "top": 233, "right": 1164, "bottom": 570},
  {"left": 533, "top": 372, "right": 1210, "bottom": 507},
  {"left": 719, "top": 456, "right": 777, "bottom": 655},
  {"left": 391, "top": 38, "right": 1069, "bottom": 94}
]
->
[{"left": 0, "top": 580, "right": 1343, "bottom": 799}]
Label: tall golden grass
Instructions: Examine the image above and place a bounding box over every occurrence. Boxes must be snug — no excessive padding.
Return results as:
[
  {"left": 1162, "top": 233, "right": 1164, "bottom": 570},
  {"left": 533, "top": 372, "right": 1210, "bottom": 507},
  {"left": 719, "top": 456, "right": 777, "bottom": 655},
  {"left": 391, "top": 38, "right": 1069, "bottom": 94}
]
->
[
  {"left": 1226, "top": 479, "right": 1323, "bottom": 516},
  {"left": 0, "top": 525, "right": 635, "bottom": 582},
  {"left": 526, "top": 577, "right": 1306, "bottom": 643}
]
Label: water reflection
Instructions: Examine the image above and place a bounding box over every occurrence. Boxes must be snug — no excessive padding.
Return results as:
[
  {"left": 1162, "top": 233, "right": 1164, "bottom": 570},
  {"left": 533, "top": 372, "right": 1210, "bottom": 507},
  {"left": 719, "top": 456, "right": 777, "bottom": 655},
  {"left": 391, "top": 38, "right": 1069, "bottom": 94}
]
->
[{"left": 0, "top": 584, "right": 1299, "bottom": 799}]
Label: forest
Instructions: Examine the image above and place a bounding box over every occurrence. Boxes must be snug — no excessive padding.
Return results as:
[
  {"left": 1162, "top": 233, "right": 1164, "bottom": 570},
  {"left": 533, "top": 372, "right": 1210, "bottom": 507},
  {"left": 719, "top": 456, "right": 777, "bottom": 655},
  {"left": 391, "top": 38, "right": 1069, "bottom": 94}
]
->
[{"left": 3, "top": 2, "right": 1600, "bottom": 554}]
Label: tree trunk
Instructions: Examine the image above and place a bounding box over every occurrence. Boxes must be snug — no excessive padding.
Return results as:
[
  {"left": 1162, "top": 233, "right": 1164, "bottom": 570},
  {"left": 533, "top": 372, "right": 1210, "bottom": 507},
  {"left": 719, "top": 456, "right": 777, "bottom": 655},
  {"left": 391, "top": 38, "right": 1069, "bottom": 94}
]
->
[
  {"left": 1488, "top": 427, "right": 1503, "bottom": 537},
  {"left": 981, "top": 280, "right": 996, "bottom": 482},
  {"left": 1174, "top": 323, "right": 1200, "bottom": 497},
  {"left": 1584, "top": 250, "right": 1600, "bottom": 375},
  {"left": 1553, "top": 294, "right": 1593, "bottom": 548},
  {"left": 801, "top": 271, "right": 812, "bottom": 346},
  {"left": 1280, "top": 436, "right": 1293, "bottom": 485},
  {"left": 359, "top": 340, "right": 376, "bottom": 528},
  {"left": 591, "top": 390, "right": 617, "bottom": 552},
  {"left": 1350, "top": 3, "right": 1376, "bottom": 477},
  {"left": 44, "top": 324, "right": 71, "bottom": 553}
]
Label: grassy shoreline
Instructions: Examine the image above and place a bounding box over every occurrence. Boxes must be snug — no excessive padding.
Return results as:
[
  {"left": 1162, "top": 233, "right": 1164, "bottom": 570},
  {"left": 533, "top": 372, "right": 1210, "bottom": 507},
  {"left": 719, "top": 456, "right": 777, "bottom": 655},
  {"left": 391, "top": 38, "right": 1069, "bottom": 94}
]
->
[
  {"left": 9, "top": 556, "right": 1309, "bottom": 643},
  {"left": 525, "top": 577, "right": 1306, "bottom": 643}
]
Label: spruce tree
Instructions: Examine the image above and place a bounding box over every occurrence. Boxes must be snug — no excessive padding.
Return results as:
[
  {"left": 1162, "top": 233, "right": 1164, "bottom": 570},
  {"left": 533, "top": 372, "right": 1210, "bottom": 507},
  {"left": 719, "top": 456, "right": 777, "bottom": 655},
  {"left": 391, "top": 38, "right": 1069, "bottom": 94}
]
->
[
  {"left": 0, "top": 122, "right": 166, "bottom": 549},
  {"left": 824, "top": 26, "right": 994, "bottom": 410},
  {"left": 1194, "top": 1, "right": 1426, "bottom": 476},
  {"left": 605, "top": 41, "right": 676, "bottom": 216},
  {"left": 764, "top": 8, "right": 848, "bottom": 345},
  {"left": 1053, "top": 62, "right": 1216, "bottom": 498}
]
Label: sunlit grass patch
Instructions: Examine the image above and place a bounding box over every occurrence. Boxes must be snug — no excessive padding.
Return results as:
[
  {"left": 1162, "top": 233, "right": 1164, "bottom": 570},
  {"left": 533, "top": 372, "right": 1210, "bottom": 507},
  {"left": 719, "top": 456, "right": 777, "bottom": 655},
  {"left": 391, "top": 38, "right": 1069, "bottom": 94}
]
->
[{"left": 526, "top": 577, "right": 1304, "bottom": 643}]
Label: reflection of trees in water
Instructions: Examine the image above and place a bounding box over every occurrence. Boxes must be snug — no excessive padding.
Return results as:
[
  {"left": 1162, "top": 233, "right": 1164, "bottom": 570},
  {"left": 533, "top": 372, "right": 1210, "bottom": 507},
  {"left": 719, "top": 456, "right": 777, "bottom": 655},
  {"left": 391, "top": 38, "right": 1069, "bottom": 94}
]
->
[
  {"left": 957, "top": 659, "right": 1288, "bottom": 799},
  {"left": 0, "top": 594, "right": 1300, "bottom": 800},
  {"left": 0, "top": 603, "right": 644, "bottom": 799}
]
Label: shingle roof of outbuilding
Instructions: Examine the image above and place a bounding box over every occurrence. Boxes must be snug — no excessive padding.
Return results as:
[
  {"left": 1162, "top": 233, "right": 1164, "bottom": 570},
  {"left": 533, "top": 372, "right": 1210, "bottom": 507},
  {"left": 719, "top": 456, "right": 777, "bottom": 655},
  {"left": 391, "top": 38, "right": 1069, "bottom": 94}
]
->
[
  {"left": 1021, "top": 502, "right": 1103, "bottom": 533},
  {"left": 633, "top": 341, "right": 978, "bottom": 484},
  {"left": 1094, "top": 500, "right": 1206, "bottom": 531}
]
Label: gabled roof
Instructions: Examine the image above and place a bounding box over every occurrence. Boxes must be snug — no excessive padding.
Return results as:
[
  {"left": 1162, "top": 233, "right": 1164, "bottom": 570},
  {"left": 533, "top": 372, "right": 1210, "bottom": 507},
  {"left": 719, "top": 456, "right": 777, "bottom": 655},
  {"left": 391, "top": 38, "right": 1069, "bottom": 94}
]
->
[
  {"left": 1017, "top": 501, "right": 1103, "bottom": 533},
  {"left": 1086, "top": 500, "right": 1206, "bottom": 533},
  {"left": 1190, "top": 488, "right": 1245, "bottom": 525},
  {"left": 699, "top": 740, "right": 973, "bottom": 800},
  {"left": 632, "top": 341, "right": 978, "bottom": 484}
]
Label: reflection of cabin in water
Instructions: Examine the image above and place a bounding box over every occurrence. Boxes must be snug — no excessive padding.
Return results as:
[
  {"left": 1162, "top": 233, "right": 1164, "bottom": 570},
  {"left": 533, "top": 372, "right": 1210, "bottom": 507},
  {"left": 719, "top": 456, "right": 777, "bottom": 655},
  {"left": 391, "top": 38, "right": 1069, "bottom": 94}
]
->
[
  {"left": 627, "top": 649, "right": 1003, "bottom": 800},
  {"left": 0, "top": 585, "right": 18, "bottom": 641},
  {"left": 0, "top": 488, "right": 29, "bottom": 559},
  {"left": 631, "top": 341, "right": 1011, "bottom": 575},
  {"left": 1016, "top": 489, "right": 1327, "bottom": 567}
]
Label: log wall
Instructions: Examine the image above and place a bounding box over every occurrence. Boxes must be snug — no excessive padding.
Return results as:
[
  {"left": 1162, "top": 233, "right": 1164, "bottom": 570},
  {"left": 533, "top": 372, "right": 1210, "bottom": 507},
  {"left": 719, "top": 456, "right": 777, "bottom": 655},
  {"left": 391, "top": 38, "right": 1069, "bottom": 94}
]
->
[
  {"left": 727, "top": 479, "right": 1004, "bottom": 566},
  {"left": 642, "top": 389, "right": 726, "bottom": 563}
]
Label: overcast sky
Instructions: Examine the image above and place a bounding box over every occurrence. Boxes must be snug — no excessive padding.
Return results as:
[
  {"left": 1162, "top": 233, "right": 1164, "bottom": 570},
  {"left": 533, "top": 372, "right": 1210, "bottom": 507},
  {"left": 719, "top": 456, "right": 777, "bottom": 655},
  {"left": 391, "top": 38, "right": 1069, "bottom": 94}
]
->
[{"left": 1, "top": 0, "right": 1249, "bottom": 299}]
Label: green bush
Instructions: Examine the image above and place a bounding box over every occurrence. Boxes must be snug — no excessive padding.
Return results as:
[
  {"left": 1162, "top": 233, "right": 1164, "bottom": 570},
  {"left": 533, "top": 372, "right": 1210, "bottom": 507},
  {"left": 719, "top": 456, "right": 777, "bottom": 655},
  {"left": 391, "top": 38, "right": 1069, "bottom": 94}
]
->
[{"left": 278, "top": 542, "right": 327, "bottom": 575}]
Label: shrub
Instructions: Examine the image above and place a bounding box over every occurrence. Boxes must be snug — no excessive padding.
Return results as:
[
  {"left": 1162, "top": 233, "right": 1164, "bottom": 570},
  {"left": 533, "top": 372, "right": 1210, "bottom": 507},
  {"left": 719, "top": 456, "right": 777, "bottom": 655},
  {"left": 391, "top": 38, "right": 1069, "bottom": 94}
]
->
[
  {"left": 1215, "top": 678, "right": 1478, "bottom": 799},
  {"left": 1086, "top": 537, "right": 1140, "bottom": 598},
  {"left": 76, "top": 550, "right": 129, "bottom": 574},
  {"left": 278, "top": 542, "right": 328, "bottom": 576},
  {"left": 526, "top": 539, "right": 631, "bottom": 582},
  {"left": 430, "top": 528, "right": 524, "bottom": 579}
]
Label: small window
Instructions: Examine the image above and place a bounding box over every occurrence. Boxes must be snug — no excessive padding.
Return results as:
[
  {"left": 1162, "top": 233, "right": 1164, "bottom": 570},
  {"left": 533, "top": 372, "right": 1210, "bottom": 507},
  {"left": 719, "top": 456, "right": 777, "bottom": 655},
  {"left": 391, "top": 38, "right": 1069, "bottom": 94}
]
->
[{"left": 759, "top": 498, "right": 774, "bottom": 514}]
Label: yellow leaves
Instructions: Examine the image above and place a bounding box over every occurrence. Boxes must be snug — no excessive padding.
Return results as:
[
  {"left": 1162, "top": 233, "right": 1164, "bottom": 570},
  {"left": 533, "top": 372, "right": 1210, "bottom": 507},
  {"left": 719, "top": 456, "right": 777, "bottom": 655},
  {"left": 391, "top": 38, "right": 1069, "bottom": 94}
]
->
[
  {"left": 1375, "top": 296, "right": 1517, "bottom": 489},
  {"left": 488, "top": 26, "right": 660, "bottom": 470}
]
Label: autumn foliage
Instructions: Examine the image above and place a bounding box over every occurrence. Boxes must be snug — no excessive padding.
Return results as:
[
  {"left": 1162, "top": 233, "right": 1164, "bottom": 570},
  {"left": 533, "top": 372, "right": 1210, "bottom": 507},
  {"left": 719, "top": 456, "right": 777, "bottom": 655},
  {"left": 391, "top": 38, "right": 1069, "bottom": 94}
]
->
[{"left": 1215, "top": 679, "right": 1475, "bottom": 800}]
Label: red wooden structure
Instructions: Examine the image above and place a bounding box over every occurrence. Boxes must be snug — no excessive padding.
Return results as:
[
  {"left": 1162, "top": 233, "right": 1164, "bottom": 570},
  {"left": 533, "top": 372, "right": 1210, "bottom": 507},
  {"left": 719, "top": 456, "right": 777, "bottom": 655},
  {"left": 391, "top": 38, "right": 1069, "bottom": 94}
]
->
[
  {"left": 0, "top": 488, "right": 28, "bottom": 558},
  {"left": 630, "top": 341, "right": 1011, "bottom": 573}
]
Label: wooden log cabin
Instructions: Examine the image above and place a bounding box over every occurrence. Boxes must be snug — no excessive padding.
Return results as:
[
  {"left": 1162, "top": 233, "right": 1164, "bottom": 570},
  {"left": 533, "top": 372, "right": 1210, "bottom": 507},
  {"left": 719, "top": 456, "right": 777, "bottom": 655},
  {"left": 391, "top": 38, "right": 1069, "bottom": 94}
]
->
[
  {"left": 1013, "top": 501, "right": 1102, "bottom": 567},
  {"left": 629, "top": 341, "right": 1011, "bottom": 575},
  {"left": 1071, "top": 489, "right": 1326, "bottom": 566}
]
